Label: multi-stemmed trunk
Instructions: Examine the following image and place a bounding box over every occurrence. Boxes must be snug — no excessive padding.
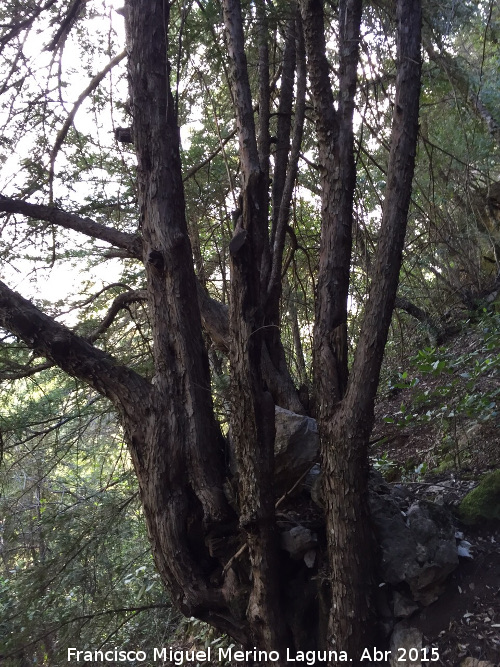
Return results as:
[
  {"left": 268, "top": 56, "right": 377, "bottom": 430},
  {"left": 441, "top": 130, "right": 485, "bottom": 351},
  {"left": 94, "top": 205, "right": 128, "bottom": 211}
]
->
[{"left": 0, "top": 0, "right": 422, "bottom": 662}]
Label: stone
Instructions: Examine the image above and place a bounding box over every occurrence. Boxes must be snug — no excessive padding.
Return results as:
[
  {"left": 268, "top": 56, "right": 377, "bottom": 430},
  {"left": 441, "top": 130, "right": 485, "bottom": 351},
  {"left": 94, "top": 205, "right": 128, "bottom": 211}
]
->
[
  {"left": 369, "top": 486, "right": 421, "bottom": 585},
  {"left": 460, "top": 659, "right": 496, "bottom": 667},
  {"left": 389, "top": 624, "right": 422, "bottom": 667},
  {"left": 458, "top": 469, "right": 500, "bottom": 525},
  {"left": 274, "top": 406, "right": 319, "bottom": 494},
  {"left": 303, "top": 463, "right": 321, "bottom": 493},
  {"left": 369, "top": 477, "right": 459, "bottom": 606},
  {"left": 273, "top": 413, "right": 461, "bottom": 606},
  {"left": 406, "top": 502, "right": 459, "bottom": 604},
  {"left": 280, "top": 525, "right": 317, "bottom": 559},
  {"left": 426, "top": 485, "right": 445, "bottom": 494},
  {"left": 393, "top": 591, "right": 419, "bottom": 618},
  {"left": 303, "top": 549, "right": 316, "bottom": 569}
]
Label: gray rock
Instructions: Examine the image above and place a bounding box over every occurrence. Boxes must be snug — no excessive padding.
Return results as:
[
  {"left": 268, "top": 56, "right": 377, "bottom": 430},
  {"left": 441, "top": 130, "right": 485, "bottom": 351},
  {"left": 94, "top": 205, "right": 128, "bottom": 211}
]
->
[
  {"left": 274, "top": 406, "right": 319, "bottom": 494},
  {"left": 406, "top": 502, "right": 459, "bottom": 604},
  {"left": 303, "top": 463, "right": 321, "bottom": 493},
  {"left": 369, "top": 478, "right": 459, "bottom": 606},
  {"left": 280, "top": 525, "right": 317, "bottom": 559},
  {"left": 369, "top": 477, "right": 421, "bottom": 585},
  {"left": 393, "top": 591, "right": 419, "bottom": 618},
  {"left": 389, "top": 624, "right": 422, "bottom": 667},
  {"left": 273, "top": 411, "right": 459, "bottom": 608},
  {"left": 426, "top": 485, "right": 446, "bottom": 494},
  {"left": 303, "top": 549, "right": 316, "bottom": 569}
]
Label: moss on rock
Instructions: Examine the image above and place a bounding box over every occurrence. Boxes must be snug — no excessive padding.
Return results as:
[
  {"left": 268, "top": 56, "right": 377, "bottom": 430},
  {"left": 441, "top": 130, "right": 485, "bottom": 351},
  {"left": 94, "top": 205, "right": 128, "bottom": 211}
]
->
[{"left": 458, "top": 469, "right": 500, "bottom": 525}]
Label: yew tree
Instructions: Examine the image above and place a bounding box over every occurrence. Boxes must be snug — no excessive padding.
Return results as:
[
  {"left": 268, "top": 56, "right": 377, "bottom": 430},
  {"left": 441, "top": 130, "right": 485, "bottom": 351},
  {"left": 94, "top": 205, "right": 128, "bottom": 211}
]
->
[{"left": 0, "top": 0, "right": 422, "bottom": 662}]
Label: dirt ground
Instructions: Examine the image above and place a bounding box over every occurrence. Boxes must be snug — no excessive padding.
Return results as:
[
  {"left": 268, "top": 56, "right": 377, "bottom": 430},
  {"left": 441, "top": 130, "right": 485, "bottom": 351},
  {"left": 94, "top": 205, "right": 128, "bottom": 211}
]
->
[
  {"left": 414, "top": 524, "right": 500, "bottom": 665},
  {"left": 371, "top": 334, "right": 500, "bottom": 666}
]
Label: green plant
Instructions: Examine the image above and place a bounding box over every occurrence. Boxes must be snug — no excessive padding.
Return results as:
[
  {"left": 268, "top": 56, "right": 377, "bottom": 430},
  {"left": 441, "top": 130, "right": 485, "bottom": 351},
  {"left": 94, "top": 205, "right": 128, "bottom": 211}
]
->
[
  {"left": 178, "top": 618, "right": 235, "bottom": 666},
  {"left": 384, "top": 310, "right": 500, "bottom": 430},
  {"left": 371, "top": 451, "right": 399, "bottom": 479}
]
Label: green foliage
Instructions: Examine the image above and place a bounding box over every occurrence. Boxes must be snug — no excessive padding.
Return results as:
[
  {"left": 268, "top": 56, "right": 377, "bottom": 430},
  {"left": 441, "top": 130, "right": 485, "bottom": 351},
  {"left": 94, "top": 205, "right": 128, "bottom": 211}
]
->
[
  {"left": 0, "top": 371, "right": 176, "bottom": 665},
  {"left": 177, "top": 618, "right": 235, "bottom": 667},
  {"left": 370, "top": 451, "right": 398, "bottom": 480},
  {"left": 383, "top": 310, "right": 500, "bottom": 430}
]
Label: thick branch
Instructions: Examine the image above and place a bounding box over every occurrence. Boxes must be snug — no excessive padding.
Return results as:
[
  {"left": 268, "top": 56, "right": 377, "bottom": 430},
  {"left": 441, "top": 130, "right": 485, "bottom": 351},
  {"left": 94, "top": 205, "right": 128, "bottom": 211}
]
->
[
  {"left": 196, "top": 284, "right": 230, "bottom": 352},
  {"left": 222, "top": 0, "right": 260, "bottom": 182},
  {"left": 0, "top": 195, "right": 237, "bottom": 360},
  {"left": 270, "top": 12, "right": 296, "bottom": 248},
  {"left": 256, "top": 0, "right": 270, "bottom": 178},
  {"left": 394, "top": 296, "right": 442, "bottom": 343},
  {"left": 46, "top": 0, "right": 87, "bottom": 52},
  {"left": 347, "top": 0, "right": 422, "bottom": 417},
  {"left": 0, "top": 280, "right": 151, "bottom": 422},
  {"left": 0, "top": 360, "right": 53, "bottom": 381},
  {"left": 125, "top": 0, "right": 235, "bottom": 627},
  {"left": 87, "top": 289, "right": 147, "bottom": 343},
  {"left": 0, "top": 195, "right": 143, "bottom": 258},
  {"left": 303, "top": 0, "right": 371, "bottom": 657},
  {"left": 267, "top": 12, "right": 306, "bottom": 319},
  {"left": 224, "top": 0, "right": 291, "bottom": 655},
  {"left": 302, "top": 0, "right": 362, "bottom": 402}
]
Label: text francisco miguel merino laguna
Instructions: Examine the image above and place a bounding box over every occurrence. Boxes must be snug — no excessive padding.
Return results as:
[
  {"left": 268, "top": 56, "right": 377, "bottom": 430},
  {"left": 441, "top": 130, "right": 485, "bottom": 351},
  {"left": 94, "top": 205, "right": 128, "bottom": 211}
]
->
[
  {"left": 68, "top": 645, "right": 439, "bottom": 664},
  {"left": 67, "top": 647, "right": 353, "bottom": 664}
]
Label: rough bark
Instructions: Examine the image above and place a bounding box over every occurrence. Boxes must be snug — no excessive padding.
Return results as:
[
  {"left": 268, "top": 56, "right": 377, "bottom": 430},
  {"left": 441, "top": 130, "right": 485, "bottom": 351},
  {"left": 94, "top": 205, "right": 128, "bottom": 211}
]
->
[
  {"left": 267, "top": 11, "right": 306, "bottom": 321},
  {"left": 300, "top": 0, "right": 371, "bottom": 658},
  {"left": 0, "top": 280, "right": 149, "bottom": 422},
  {"left": 347, "top": 0, "right": 422, "bottom": 416},
  {"left": 256, "top": 0, "right": 271, "bottom": 188},
  {"left": 263, "top": 11, "right": 308, "bottom": 418},
  {"left": 0, "top": 193, "right": 304, "bottom": 412},
  {"left": 270, "top": 11, "right": 296, "bottom": 249},
  {"left": 123, "top": 0, "right": 242, "bottom": 637},
  {"left": 319, "top": 0, "right": 423, "bottom": 660},
  {"left": 301, "top": 0, "right": 362, "bottom": 403},
  {"left": 222, "top": 0, "right": 290, "bottom": 656}
]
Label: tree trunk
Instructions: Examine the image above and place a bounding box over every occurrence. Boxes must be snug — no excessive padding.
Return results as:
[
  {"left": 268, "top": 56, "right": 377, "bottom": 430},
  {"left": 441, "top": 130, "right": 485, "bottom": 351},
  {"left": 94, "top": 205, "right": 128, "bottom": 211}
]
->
[
  {"left": 222, "top": 0, "right": 291, "bottom": 656},
  {"left": 316, "top": 0, "right": 422, "bottom": 659},
  {"left": 123, "top": 0, "right": 243, "bottom": 638}
]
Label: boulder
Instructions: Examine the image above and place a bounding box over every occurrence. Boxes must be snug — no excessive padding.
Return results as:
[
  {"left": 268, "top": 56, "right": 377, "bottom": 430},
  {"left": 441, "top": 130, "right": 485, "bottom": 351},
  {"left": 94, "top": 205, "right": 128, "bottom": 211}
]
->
[
  {"left": 389, "top": 624, "right": 422, "bottom": 667},
  {"left": 369, "top": 475, "right": 458, "bottom": 605},
  {"left": 273, "top": 411, "right": 459, "bottom": 607},
  {"left": 274, "top": 406, "right": 319, "bottom": 494},
  {"left": 280, "top": 525, "right": 317, "bottom": 559},
  {"left": 458, "top": 469, "right": 500, "bottom": 525},
  {"left": 405, "top": 502, "right": 459, "bottom": 604},
  {"left": 393, "top": 591, "right": 419, "bottom": 619}
]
